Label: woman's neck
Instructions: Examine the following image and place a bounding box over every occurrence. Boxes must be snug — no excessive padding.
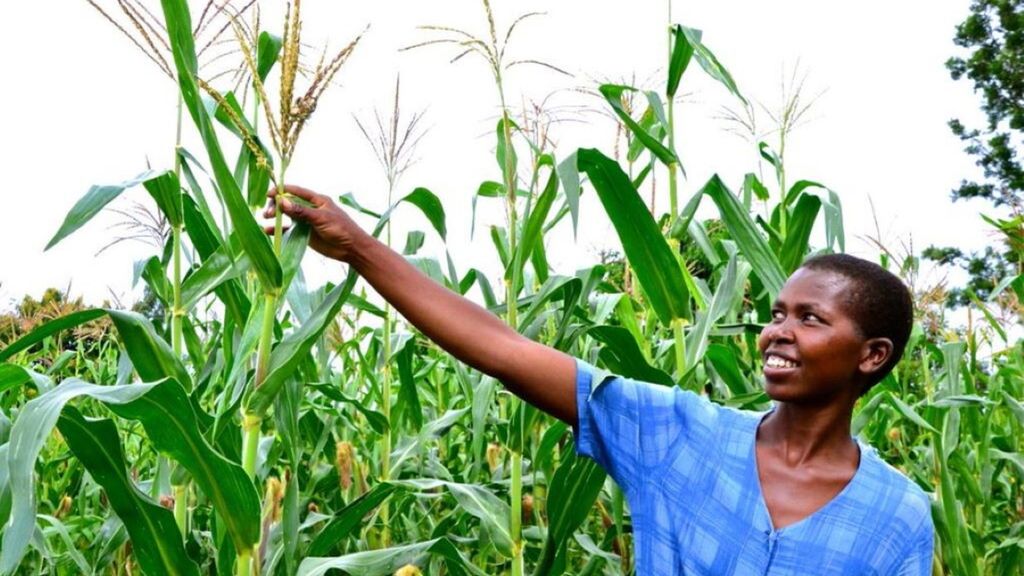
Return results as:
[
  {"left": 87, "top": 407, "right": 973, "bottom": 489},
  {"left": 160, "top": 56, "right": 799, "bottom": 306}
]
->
[{"left": 758, "top": 400, "right": 859, "bottom": 467}]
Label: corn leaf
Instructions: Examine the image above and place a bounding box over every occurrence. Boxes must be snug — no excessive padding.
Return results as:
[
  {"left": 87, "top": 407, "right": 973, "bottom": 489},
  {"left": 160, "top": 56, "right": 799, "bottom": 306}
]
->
[
  {"left": 391, "top": 478, "right": 513, "bottom": 557},
  {"left": 532, "top": 449, "right": 606, "bottom": 576},
  {"left": 678, "top": 25, "right": 745, "bottom": 104},
  {"left": 667, "top": 24, "right": 696, "bottom": 97},
  {"left": 598, "top": 85, "right": 678, "bottom": 167},
  {"left": 701, "top": 175, "right": 786, "bottom": 297},
  {"left": 2, "top": 378, "right": 259, "bottom": 573},
  {"left": 685, "top": 255, "right": 744, "bottom": 368},
  {"left": 888, "top": 394, "right": 939, "bottom": 434},
  {"left": 299, "top": 537, "right": 484, "bottom": 576},
  {"left": 402, "top": 187, "right": 447, "bottom": 241},
  {"left": 557, "top": 152, "right": 581, "bottom": 238},
  {"left": 142, "top": 170, "right": 184, "bottom": 228},
  {"left": 511, "top": 168, "right": 558, "bottom": 284},
  {"left": 247, "top": 276, "right": 357, "bottom": 415},
  {"left": 779, "top": 193, "right": 821, "bottom": 273},
  {"left": 160, "top": 0, "right": 282, "bottom": 290},
  {"left": 180, "top": 245, "right": 250, "bottom": 311},
  {"left": 107, "top": 310, "right": 191, "bottom": 390},
  {"left": 306, "top": 484, "right": 399, "bottom": 556},
  {"left": 57, "top": 407, "right": 200, "bottom": 576},
  {"left": 45, "top": 170, "right": 159, "bottom": 251},
  {"left": 0, "top": 310, "right": 103, "bottom": 362},
  {"left": 589, "top": 325, "right": 674, "bottom": 387},
  {"left": 578, "top": 148, "right": 690, "bottom": 324}
]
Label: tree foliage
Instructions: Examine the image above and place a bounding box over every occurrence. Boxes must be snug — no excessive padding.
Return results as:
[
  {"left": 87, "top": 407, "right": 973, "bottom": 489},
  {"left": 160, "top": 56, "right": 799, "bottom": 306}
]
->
[
  {"left": 927, "top": 1, "right": 1024, "bottom": 307},
  {"left": 946, "top": 0, "right": 1024, "bottom": 207}
]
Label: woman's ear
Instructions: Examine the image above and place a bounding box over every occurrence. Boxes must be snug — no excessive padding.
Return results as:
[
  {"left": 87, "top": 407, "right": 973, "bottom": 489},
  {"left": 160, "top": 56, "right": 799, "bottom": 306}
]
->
[{"left": 859, "top": 337, "right": 894, "bottom": 378}]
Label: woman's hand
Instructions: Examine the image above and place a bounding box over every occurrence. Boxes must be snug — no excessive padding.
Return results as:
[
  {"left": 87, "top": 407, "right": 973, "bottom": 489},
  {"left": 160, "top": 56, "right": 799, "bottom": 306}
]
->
[{"left": 264, "top": 185, "right": 364, "bottom": 262}]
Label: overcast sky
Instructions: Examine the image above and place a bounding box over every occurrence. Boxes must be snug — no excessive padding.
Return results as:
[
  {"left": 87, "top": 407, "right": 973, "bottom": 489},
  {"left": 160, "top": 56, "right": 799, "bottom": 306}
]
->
[{"left": 0, "top": 0, "right": 989, "bottom": 310}]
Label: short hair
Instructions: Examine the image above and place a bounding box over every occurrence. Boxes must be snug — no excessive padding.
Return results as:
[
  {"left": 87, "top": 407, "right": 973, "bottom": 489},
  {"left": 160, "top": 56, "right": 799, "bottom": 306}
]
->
[{"left": 800, "top": 253, "right": 914, "bottom": 392}]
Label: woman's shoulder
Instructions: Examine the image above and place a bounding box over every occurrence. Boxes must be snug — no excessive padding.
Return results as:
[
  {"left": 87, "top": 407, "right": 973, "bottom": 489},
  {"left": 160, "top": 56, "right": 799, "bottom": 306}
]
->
[{"left": 855, "top": 441, "right": 933, "bottom": 529}]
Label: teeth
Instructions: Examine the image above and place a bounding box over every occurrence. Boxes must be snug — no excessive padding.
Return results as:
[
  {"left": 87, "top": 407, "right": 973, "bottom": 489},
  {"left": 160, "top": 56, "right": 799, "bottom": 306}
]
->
[{"left": 765, "top": 355, "right": 797, "bottom": 369}]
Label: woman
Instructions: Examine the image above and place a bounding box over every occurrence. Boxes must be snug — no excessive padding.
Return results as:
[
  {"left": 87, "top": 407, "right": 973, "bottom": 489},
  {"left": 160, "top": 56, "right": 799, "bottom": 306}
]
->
[{"left": 266, "top": 185, "right": 934, "bottom": 575}]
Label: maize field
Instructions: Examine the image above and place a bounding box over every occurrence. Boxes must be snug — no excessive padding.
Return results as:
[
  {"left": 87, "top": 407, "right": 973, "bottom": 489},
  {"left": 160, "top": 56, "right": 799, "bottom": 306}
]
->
[{"left": 0, "top": 1, "right": 1021, "bottom": 575}]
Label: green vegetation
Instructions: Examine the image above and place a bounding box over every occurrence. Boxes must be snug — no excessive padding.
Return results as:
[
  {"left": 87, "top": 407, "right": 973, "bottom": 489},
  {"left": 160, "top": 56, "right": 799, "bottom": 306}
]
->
[{"left": 0, "top": 1, "right": 1021, "bottom": 575}]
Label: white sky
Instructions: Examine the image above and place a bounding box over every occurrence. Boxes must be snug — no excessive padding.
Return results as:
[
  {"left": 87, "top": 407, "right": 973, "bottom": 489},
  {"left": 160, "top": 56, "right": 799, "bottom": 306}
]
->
[{"left": 0, "top": 0, "right": 991, "bottom": 310}]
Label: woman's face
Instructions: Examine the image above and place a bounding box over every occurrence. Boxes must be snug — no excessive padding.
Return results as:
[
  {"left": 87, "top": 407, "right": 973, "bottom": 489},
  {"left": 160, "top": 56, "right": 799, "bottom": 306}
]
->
[{"left": 756, "top": 268, "right": 873, "bottom": 404}]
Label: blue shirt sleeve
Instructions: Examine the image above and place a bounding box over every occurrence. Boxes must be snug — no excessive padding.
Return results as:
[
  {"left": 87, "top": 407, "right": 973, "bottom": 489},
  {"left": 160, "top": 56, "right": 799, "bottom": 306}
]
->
[
  {"left": 894, "top": 514, "right": 934, "bottom": 576},
  {"left": 573, "top": 358, "right": 719, "bottom": 496}
]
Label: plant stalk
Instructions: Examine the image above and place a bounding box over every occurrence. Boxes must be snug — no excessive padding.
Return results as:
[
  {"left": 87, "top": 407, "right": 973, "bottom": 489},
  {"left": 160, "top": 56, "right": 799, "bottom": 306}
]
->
[
  {"left": 667, "top": 96, "right": 679, "bottom": 221},
  {"left": 510, "top": 450, "right": 523, "bottom": 576},
  {"left": 672, "top": 318, "right": 687, "bottom": 381},
  {"left": 170, "top": 92, "right": 191, "bottom": 541},
  {"left": 172, "top": 483, "right": 188, "bottom": 538},
  {"left": 379, "top": 187, "right": 395, "bottom": 548},
  {"left": 237, "top": 162, "right": 287, "bottom": 574},
  {"left": 496, "top": 71, "right": 524, "bottom": 576}
]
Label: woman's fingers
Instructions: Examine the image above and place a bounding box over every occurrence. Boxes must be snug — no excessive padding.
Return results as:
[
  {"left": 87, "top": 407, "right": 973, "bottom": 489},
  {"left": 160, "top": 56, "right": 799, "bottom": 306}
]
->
[{"left": 283, "top": 184, "right": 325, "bottom": 206}]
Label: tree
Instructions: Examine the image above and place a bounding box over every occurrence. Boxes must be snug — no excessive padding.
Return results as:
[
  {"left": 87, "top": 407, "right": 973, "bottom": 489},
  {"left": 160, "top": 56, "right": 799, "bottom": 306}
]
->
[
  {"left": 946, "top": 0, "right": 1024, "bottom": 208},
  {"left": 926, "top": 0, "right": 1024, "bottom": 308}
]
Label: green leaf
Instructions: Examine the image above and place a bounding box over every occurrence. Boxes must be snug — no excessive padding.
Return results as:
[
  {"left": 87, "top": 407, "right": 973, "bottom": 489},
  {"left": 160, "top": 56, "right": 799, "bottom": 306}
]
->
[
  {"left": 589, "top": 325, "right": 674, "bottom": 387},
  {"left": 705, "top": 344, "right": 754, "bottom": 396},
  {"left": 306, "top": 484, "right": 399, "bottom": 556},
  {"left": 888, "top": 394, "right": 939, "bottom": 434},
  {"left": 784, "top": 179, "right": 828, "bottom": 206},
  {"left": 403, "top": 230, "right": 426, "bottom": 255},
  {"left": 45, "top": 170, "right": 159, "bottom": 250},
  {"left": 390, "top": 479, "right": 512, "bottom": 557},
  {"left": 577, "top": 148, "right": 689, "bottom": 324},
  {"left": 299, "top": 537, "right": 484, "bottom": 576},
  {"left": 851, "top": 392, "right": 887, "bottom": 436},
  {"left": 180, "top": 245, "right": 250, "bottom": 311},
  {"left": 0, "top": 310, "right": 106, "bottom": 361},
  {"left": 247, "top": 276, "right": 356, "bottom": 415},
  {"left": 103, "top": 380, "right": 261, "bottom": 553},
  {"left": 779, "top": 193, "right": 822, "bottom": 274},
  {"left": 685, "top": 255, "right": 745, "bottom": 368},
  {"left": 496, "top": 117, "right": 519, "bottom": 187},
  {"left": 107, "top": 310, "right": 191, "bottom": 389},
  {"left": 280, "top": 221, "right": 311, "bottom": 290},
  {"left": 598, "top": 85, "right": 678, "bottom": 167},
  {"left": 0, "top": 364, "right": 51, "bottom": 397},
  {"left": 256, "top": 32, "right": 282, "bottom": 82},
  {"left": 57, "top": 407, "right": 200, "bottom": 576},
  {"left": 743, "top": 173, "right": 770, "bottom": 204},
  {"left": 701, "top": 175, "right": 786, "bottom": 297},
  {"left": 395, "top": 334, "right": 423, "bottom": 431},
  {"left": 556, "top": 152, "right": 581, "bottom": 238},
  {"left": 307, "top": 383, "right": 389, "bottom": 435},
  {"left": 135, "top": 256, "right": 172, "bottom": 304},
  {"left": 2, "top": 378, "right": 259, "bottom": 572},
  {"left": 511, "top": 168, "right": 558, "bottom": 283},
  {"left": 402, "top": 187, "right": 447, "bottom": 241},
  {"left": 667, "top": 24, "right": 696, "bottom": 97},
  {"left": 160, "top": 0, "right": 282, "bottom": 290},
  {"left": 532, "top": 450, "right": 606, "bottom": 576},
  {"left": 142, "top": 170, "right": 184, "bottom": 228},
  {"left": 678, "top": 25, "right": 745, "bottom": 104},
  {"left": 1001, "top": 390, "right": 1024, "bottom": 428}
]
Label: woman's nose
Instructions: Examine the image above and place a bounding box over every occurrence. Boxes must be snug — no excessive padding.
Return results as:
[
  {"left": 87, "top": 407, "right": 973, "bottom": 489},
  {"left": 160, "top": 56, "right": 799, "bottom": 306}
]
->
[{"left": 762, "top": 319, "right": 795, "bottom": 344}]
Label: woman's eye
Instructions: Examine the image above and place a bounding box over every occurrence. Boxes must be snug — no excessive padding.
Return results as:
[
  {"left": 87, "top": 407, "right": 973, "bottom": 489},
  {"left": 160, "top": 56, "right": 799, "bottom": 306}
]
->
[
  {"left": 802, "top": 313, "right": 820, "bottom": 323},
  {"left": 771, "top": 310, "right": 785, "bottom": 321}
]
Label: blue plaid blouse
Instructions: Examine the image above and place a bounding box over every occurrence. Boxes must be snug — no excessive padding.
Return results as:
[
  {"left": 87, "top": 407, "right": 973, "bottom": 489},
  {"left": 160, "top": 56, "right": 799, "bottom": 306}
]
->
[{"left": 573, "top": 359, "right": 934, "bottom": 575}]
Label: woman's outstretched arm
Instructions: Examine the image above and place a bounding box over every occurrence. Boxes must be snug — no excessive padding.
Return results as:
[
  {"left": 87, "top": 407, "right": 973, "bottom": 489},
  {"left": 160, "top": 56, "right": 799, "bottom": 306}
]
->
[{"left": 266, "top": 184, "right": 579, "bottom": 425}]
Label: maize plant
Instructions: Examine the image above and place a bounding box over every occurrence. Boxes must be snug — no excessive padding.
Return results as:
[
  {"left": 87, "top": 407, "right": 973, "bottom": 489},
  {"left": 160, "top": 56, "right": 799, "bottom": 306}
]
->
[{"left": 0, "top": 1, "right": 1021, "bottom": 575}]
